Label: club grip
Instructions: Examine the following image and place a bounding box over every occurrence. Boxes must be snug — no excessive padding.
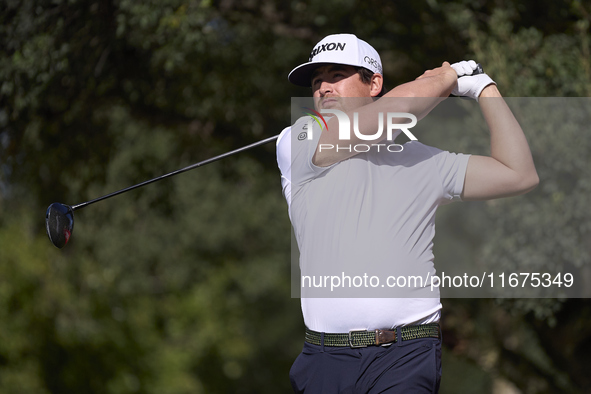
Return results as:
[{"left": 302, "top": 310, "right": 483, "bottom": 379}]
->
[{"left": 458, "top": 63, "right": 484, "bottom": 77}]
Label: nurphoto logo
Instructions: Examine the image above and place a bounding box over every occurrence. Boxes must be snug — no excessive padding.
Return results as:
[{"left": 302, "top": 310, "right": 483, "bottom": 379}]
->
[{"left": 301, "top": 108, "right": 418, "bottom": 153}]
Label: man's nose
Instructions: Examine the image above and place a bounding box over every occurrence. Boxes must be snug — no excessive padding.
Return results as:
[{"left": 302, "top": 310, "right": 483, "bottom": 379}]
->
[{"left": 320, "top": 81, "right": 333, "bottom": 95}]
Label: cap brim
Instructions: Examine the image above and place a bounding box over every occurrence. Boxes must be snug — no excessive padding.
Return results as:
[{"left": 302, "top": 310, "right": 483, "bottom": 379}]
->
[
  {"left": 288, "top": 62, "right": 328, "bottom": 87},
  {"left": 288, "top": 61, "right": 380, "bottom": 88}
]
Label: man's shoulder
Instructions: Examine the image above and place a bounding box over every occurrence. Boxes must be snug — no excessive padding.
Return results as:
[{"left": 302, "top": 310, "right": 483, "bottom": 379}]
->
[{"left": 277, "top": 125, "right": 291, "bottom": 147}]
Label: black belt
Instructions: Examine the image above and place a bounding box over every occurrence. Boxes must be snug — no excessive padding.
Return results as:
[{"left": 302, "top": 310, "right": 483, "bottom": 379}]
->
[{"left": 305, "top": 323, "right": 440, "bottom": 348}]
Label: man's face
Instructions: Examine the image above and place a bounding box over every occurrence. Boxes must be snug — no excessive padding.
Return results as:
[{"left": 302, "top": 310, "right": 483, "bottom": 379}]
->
[{"left": 311, "top": 65, "right": 375, "bottom": 112}]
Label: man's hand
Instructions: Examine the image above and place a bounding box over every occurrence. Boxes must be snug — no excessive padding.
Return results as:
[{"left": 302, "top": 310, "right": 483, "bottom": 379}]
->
[{"left": 451, "top": 60, "right": 496, "bottom": 101}]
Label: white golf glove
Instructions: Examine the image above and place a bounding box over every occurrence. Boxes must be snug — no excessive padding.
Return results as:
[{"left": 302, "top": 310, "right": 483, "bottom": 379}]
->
[{"left": 451, "top": 60, "right": 496, "bottom": 101}]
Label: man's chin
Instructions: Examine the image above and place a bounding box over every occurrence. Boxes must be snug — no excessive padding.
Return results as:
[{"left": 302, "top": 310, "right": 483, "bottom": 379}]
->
[
  {"left": 316, "top": 97, "right": 373, "bottom": 112},
  {"left": 317, "top": 100, "right": 342, "bottom": 111}
]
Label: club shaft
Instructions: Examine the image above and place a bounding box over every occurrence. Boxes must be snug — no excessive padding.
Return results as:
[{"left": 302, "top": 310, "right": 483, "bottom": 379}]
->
[{"left": 71, "top": 134, "right": 279, "bottom": 211}]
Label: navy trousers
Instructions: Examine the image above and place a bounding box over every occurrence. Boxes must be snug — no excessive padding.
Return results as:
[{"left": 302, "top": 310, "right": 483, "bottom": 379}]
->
[{"left": 289, "top": 333, "right": 441, "bottom": 394}]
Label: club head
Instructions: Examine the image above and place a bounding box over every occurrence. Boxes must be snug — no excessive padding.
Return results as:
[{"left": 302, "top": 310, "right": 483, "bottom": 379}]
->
[{"left": 46, "top": 203, "right": 74, "bottom": 249}]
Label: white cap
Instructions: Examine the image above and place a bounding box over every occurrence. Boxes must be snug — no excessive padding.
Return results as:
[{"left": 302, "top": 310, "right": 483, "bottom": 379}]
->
[{"left": 288, "top": 33, "right": 383, "bottom": 87}]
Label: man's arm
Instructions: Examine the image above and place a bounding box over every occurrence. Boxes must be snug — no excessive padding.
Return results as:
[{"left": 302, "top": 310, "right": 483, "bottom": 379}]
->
[
  {"left": 312, "top": 63, "right": 457, "bottom": 167},
  {"left": 383, "top": 61, "right": 457, "bottom": 106},
  {"left": 461, "top": 85, "right": 539, "bottom": 200}
]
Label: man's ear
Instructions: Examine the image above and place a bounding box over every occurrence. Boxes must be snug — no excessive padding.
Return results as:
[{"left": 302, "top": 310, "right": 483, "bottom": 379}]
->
[{"left": 370, "top": 73, "right": 384, "bottom": 97}]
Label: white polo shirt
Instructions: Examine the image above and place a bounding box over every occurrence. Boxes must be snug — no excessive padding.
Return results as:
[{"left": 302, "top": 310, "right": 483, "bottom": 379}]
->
[{"left": 277, "top": 117, "right": 470, "bottom": 333}]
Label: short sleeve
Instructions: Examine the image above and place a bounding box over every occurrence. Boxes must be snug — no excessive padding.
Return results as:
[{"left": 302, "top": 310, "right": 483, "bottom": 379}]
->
[
  {"left": 276, "top": 126, "right": 293, "bottom": 206},
  {"left": 276, "top": 116, "right": 335, "bottom": 210},
  {"left": 424, "top": 146, "right": 471, "bottom": 202}
]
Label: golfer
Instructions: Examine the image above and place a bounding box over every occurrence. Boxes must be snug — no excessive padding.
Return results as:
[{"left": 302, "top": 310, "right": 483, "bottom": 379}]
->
[{"left": 276, "top": 34, "right": 538, "bottom": 393}]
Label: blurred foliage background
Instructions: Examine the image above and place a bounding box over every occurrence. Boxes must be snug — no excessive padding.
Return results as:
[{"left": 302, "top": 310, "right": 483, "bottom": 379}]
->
[{"left": 1, "top": 0, "right": 590, "bottom": 393}]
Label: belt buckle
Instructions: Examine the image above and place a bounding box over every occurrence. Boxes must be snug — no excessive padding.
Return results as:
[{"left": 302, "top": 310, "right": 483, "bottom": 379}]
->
[{"left": 348, "top": 329, "right": 368, "bottom": 348}]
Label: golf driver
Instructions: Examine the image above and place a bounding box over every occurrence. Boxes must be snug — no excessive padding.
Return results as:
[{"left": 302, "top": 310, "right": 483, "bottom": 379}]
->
[{"left": 46, "top": 134, "right": 279, "bottom": 248}]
